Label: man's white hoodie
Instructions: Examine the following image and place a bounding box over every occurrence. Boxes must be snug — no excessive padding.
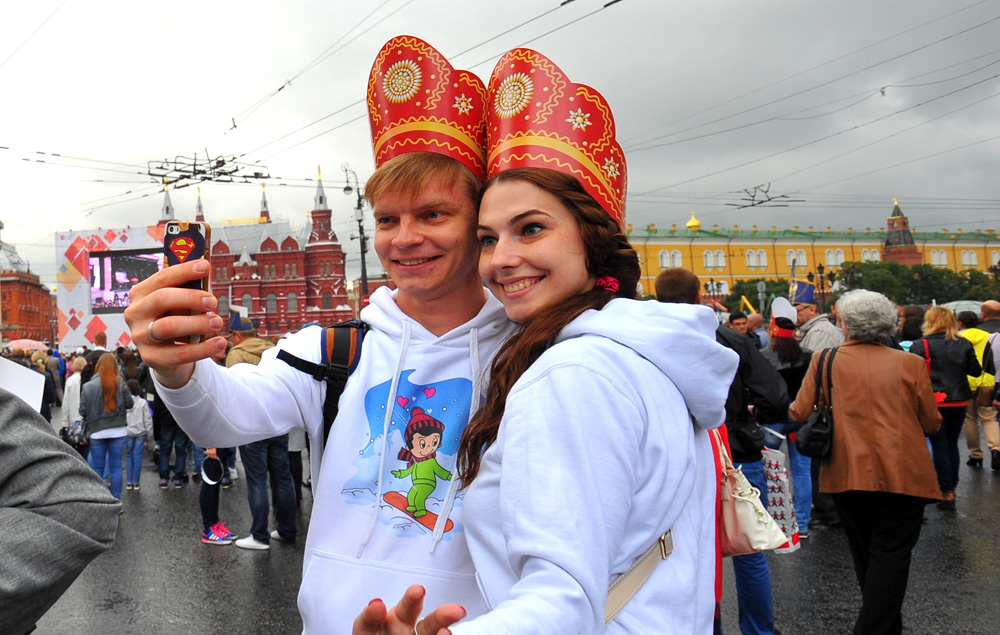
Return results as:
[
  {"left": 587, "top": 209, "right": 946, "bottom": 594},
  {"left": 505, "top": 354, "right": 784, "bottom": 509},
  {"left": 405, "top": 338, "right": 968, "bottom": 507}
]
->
[{"left": 155, "top": 286, "right": 514, "bottom": 634}]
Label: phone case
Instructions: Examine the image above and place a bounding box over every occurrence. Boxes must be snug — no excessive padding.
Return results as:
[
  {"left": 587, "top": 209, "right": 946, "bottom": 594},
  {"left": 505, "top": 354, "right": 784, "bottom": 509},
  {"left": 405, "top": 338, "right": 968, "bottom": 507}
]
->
[{"left": 163, "top": 221, "right": 212, "bottom": 292}]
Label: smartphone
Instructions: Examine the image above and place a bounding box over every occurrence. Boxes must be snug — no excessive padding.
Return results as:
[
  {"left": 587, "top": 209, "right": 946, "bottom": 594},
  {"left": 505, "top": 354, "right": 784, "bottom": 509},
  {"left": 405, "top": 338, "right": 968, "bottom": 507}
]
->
[
  {"left": 163, "top": 221, "right": 212, "bottom": 343},
  {"left": 163, "top": 221, "right": 212, "bottom": 292}
]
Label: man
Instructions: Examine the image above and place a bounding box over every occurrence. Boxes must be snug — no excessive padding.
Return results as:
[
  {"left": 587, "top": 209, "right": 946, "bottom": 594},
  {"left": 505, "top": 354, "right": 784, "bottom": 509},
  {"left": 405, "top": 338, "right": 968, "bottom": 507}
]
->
[
  {"left": 747, "top": 312, "right": 770, "bottom": 349},
  {"left": 225, "top": 307, "right": 297, "bottom": 550},
  {"left": 79, "top": 331, "right": 109, "bottom": 385},
  {"left": 791, "top": 283, "right": 844, "bottom": 352},
  {"left": 655, "top": 268, "right": 788, "bottom": 635},
  {"left": 728, "top": 311, "right": 749, "bottom": 334},
  {"left": 729, "top": 311, "right": 762, "bottom": 349},
  {"left": 124, "top": 37, "right": 513, "bottom": 634},
  {"left": 791, "top": 281, "right": 843, "bottom": 529},
  {"left": 0, "top": 388, "right": 120, "bottom": 635},
  {"left": 965, "top": 301, "right": 1000, "bottom": 470}
]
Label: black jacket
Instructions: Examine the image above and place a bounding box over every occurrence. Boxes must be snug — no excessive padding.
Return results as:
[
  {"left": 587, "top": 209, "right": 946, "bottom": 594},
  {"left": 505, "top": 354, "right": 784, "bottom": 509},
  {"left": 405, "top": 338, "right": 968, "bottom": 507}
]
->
[
  {"left": 716, "top": 326, "right": 790, "bottom": 463},
  {"left": 911, "top": 334, "right": 981, "bottom": 403}
]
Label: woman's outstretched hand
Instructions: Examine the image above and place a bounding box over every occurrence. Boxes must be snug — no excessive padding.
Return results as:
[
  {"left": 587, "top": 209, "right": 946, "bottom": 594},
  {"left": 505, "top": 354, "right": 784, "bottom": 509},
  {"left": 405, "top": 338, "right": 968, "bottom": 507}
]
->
[{"left": 351, "top": 585, "right": 466, "bottom": 635}]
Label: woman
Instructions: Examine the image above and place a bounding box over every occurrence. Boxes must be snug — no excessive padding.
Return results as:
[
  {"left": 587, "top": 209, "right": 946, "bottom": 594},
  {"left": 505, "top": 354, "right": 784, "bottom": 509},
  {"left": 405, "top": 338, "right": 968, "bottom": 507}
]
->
[
  {"left": 760, "top": 297, "right": 814, "bottom": 536},
  {"left": 911, "top": 306, "right": 981, "bottom": 510},
  {"left": 80, "top": 353, "right": 133, "bottom": 499},
  {"left": 62, "top": 356, "right": 90, "bottom": 459},
  {"left": 370, "top": 166, "right": 733, "bottom": 635},
  {"left": 451, "top": 168, "right": 732, "bottom": 633},
  {"left": 790, "top": 290, "right": 941, "bottom": 634},
  {"left": 124, "top": 379, "right": 152, "bottom": 490}
]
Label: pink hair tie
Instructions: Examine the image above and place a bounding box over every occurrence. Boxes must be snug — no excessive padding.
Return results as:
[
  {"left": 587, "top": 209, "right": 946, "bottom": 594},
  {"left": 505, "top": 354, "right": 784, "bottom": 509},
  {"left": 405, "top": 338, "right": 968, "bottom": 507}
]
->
[{"left": 596, "top": 276, "right": 619, "bottom": 293}]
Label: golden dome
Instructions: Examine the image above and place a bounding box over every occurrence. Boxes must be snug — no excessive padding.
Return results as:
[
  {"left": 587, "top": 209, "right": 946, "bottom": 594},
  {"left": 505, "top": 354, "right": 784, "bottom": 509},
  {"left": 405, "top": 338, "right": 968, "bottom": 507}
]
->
[{"left": 685, "top": 211, "right": 702, "bottom": 231}]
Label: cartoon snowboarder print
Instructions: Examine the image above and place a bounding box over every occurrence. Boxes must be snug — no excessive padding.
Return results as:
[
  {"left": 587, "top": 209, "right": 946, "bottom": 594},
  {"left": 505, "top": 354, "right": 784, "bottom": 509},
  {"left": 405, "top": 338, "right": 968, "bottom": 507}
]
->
[{"left": 391, "top": 408, "right": 452, "bottom": 518}]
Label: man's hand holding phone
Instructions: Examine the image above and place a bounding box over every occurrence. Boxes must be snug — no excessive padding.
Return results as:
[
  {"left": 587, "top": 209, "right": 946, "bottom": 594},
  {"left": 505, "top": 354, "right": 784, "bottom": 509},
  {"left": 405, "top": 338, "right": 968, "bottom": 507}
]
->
[{"left": 124, "top": 222, "right": 226, "bottom": 389}]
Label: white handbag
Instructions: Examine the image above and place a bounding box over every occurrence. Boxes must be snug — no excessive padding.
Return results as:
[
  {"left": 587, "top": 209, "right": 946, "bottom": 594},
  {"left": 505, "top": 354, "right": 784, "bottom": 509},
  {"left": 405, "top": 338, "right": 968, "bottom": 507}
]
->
[{"left": 712, "top": 428, "right": 788, "bottom": 556}]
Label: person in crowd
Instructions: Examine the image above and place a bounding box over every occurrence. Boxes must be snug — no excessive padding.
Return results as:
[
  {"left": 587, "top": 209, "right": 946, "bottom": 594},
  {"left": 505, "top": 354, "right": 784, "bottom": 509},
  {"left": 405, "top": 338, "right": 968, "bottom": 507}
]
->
[
  {"left": 124, "top": 379, "right": 152, "bottom": 491},
  {"left": 656, "top": 267, "right": 788, "bottom": 635},
  {"left": 957, "top": 310, "right": 1000, "bottom": 470},
  {"left": 80, "top": 331, "right": 109, "bottom": 385},
  {"left": 30, "top": 352, "right": 58, "bottom": 424},
  {"left": 197, "top": 348, "right": 239, "bottom": 545},
  {"left": 152, "top": 384, "right": 190, "bottom": 489},
  {"left": 124, "top": 36, "right": 515, "bottom": 633},
  {"left": 792, "top": 284, "right": 844, "bottom": 529},
  {"left": 0, "top": 387, "right": 120, "bottom": 635},
  {"left": 45, "top": 349, "right": 64, "bottom": 399},
  {"left": 760, "top": 297, "right": 815, "bottom": 537},
  {"left": 79, "top": 353, "right": 134, "bottom": 499},
  {"left": 897, "top": 305, "right": 926, "bottom": 353},
  {"left": 198, "top": 446, "right": 239, "bottom": 546},
  {"left": 225, "top": 308, "right": 297, "bottom": 551},
  {"left": 728, "top": 311, "right": 749, "bottom": 333},
  {"left": 747, "top": 312, "right": 770, "bottom": 349},
  {"left": 790, "top": 290, "right": 941, "bottom": 634},
  {"left": 910, "top": 307, "right": 981, "bottom": 510},
  {"left": 119, "top": 349, "right": 149, "bottom": 388},
  {"left": 792, "top": 287, "right": 844, "bottom": 352},
  {"left": 61, "top": 356, "right": 90, "bottom": 459}
]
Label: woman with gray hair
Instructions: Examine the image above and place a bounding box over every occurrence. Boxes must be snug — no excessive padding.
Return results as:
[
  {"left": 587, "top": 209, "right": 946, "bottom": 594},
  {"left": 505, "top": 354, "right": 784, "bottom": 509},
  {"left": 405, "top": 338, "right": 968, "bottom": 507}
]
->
[{"left": 790, "top": 289, "right": 942, "bottom": 634}]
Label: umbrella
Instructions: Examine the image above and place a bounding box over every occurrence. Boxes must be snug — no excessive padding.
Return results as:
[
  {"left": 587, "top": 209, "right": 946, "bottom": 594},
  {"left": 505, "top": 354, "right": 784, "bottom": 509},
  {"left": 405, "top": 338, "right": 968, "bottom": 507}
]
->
[
  {"left": 940, "top": 300, "right": 983, "bottom": 315},
  {"left": 5, "top": 338, "right": 49, "bottom": 351}
]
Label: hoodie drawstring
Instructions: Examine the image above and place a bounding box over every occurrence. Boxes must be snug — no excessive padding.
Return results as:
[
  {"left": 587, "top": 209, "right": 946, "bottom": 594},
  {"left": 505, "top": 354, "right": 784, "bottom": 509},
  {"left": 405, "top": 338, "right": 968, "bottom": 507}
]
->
[
  {"left": 430, "top": 327, "right": 481, "bottom": 552},
  {"left": 357, "top": 321, "right": 411, "bottom": 558}
]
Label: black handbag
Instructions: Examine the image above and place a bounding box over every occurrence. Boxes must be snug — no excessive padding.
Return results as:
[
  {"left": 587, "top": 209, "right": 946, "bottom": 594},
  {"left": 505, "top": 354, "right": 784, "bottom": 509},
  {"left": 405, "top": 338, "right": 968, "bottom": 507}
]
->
[{"left": 796, "top": 347, "right": 838, "bottom": 458}]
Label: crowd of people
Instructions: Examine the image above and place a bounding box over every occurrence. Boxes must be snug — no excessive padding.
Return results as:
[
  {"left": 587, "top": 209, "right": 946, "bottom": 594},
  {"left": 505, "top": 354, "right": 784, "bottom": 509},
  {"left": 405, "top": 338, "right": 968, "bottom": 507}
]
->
[{"left": 4, "top": 33, "right": 995, "bottom": 635}]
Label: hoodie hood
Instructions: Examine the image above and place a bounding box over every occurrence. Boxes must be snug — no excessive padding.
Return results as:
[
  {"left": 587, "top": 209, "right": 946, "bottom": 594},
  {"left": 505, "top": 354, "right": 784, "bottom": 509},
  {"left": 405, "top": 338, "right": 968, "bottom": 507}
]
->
[{"left": 558, "top": 299, "right": 738, "bottom": 429}]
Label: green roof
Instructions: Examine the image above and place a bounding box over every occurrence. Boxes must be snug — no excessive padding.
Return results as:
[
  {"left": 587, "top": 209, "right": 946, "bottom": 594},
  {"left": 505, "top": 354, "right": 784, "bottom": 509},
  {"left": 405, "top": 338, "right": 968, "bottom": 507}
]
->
[{"left": 625, "top": 228, "right": 1000, "bottom": 242}]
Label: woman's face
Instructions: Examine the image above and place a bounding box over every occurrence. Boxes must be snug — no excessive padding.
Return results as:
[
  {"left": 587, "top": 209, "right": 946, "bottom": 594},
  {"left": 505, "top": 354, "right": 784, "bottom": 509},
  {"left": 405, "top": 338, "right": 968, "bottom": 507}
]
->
[{"left": 478, "top": 179, "right": 593, "bottom": 323}]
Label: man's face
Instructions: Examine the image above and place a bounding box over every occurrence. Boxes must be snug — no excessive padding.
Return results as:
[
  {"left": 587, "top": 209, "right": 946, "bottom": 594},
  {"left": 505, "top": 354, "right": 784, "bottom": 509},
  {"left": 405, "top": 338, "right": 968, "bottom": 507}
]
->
[
  {"left": 795, "top": 303, "right": 817, "bottom": 326},
  {"left": 729, "top": 317, "right": 749, "bottom": 333},
  {"left": 372, "top": 172, "right": 480, "bottom": 307}
]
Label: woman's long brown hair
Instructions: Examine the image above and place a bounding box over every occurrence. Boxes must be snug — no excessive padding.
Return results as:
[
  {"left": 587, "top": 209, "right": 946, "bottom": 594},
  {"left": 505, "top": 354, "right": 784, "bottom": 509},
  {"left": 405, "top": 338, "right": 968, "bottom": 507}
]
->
[
  {"left": 95, "top": 353, "right": 119, "bottom": 412},
  {"left": 456, "top": 168, "right": 640, "bottom": 484}
]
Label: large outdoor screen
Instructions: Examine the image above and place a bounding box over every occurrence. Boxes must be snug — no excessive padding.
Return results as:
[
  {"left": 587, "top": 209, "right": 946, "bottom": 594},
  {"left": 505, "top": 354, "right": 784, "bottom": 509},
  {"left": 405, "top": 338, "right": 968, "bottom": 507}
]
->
[{"left": 89, "top": 248, "right": 164, "bottom": 314}]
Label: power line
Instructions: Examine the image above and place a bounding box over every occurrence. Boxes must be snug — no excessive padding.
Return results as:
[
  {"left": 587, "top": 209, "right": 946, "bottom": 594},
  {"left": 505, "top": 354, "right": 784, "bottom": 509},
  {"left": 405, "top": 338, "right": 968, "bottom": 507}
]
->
[
  {"left": 0, "top": 0, "right": 71, "bottom": 73},
  {"left": 636, "top": 69, "right": 1000, "bottom": 193},
  {"left": 226, "top": 1, "right": 409, "bottom": 130},
  {"left": 625, "top": 10, "right": 1000, "bottom": 150},
  {"left": 619, "top": 0, "right": 992, "bottom": 145}
]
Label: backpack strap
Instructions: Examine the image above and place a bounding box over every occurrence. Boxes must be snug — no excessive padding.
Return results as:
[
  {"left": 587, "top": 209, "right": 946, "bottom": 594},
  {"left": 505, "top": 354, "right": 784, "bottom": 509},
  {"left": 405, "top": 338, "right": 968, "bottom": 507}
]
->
[{"left": 276, "top": 320, "right": 367, "bottom": 445}]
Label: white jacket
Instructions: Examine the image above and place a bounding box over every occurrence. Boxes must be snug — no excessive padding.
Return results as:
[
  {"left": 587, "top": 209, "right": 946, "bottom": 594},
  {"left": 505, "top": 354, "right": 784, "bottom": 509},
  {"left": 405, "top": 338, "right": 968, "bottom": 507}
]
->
[
  {"left": 452, "top": 299, "right": 738, "bottom": 635},
  {"left": 155, "top": 286, "right": 514, "bottom": 634},
  {"left": 61, "top": 372, "right": 82, "bottom": 429}
]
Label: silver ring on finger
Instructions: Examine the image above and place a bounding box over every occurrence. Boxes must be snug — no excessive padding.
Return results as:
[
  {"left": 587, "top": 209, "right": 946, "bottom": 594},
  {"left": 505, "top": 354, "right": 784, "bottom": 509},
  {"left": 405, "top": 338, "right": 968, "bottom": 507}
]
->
[
  {"left": 147, "top": 319, "right": 166, "bottom": 344},
  {"left": 414, "top": 625, "right": 420, "bottom": 635}
]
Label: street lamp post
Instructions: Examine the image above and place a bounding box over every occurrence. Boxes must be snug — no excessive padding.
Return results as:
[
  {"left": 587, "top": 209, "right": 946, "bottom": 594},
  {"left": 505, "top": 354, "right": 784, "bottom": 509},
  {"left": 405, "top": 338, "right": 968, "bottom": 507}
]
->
[
  {"left": 341, "top": 162, "right": 369, "bottom": 298},
  {"left": 808, "top": 264, "right": 830, "bottom": 312}
]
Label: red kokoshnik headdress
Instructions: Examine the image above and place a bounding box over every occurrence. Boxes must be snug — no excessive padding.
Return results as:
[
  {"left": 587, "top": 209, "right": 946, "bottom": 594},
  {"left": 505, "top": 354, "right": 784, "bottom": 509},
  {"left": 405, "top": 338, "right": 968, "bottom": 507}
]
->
[
  {"left": 367, "top": 35, "right": 488, "bottom": 179},
  {"left": 485, "top": 48, "right": 627, "bottom": 229}
]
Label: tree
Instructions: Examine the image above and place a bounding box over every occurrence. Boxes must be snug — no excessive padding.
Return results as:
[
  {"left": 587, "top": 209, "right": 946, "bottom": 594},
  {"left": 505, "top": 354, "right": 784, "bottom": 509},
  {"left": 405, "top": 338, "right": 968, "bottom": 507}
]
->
[
  {"left": 722, "top": 278, "right": 790, "bottom": 315},
  {"left": 834, "top": 261, "right": 1000, "bottom": 305}
]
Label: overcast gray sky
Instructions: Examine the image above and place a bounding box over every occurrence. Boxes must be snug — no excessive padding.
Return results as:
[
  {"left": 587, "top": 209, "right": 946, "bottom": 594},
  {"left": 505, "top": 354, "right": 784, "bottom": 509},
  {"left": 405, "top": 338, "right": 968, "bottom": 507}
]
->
[{"left": 3, "top": 0, "right": 999, "bottom": 287}]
